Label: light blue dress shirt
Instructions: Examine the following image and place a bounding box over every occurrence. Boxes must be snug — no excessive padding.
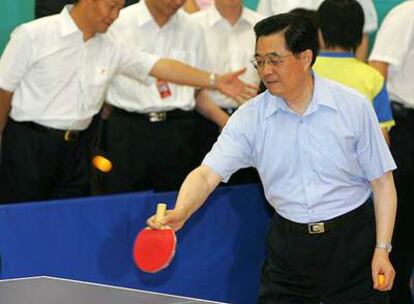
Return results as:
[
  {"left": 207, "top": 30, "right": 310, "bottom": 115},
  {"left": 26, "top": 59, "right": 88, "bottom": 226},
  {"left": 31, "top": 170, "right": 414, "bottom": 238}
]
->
[{"left": 203, "top": 73, "right": 396, "bottom": 223}]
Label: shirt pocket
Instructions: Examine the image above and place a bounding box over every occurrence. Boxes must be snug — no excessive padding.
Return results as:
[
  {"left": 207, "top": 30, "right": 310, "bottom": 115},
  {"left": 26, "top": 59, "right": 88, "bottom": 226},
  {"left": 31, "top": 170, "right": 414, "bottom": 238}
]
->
[
  {"left": 33, "top": 52, "right": 73, "bottom": 88},
  {"left": 314, "top": 135, "right": 360, "bottom": 176}
]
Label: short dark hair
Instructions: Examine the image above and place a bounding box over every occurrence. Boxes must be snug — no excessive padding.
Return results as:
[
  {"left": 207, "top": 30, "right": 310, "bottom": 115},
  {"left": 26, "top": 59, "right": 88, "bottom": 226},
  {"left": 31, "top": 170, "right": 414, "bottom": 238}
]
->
[
  {"left": 254, "top": 13, "right": 319, "bottom": 66},
  {"left": 318, "top": 0, "right": 364, "bottom": 52},
  {"left": 289, "top": 8, "right": 319, "bottom": 30}
]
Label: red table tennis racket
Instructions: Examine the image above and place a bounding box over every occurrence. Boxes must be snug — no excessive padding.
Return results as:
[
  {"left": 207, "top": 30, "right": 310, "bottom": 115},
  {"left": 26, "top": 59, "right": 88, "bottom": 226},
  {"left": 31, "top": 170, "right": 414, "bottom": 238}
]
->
[{"left": 133, "top": 203, "right": 177, "bottom": 273}]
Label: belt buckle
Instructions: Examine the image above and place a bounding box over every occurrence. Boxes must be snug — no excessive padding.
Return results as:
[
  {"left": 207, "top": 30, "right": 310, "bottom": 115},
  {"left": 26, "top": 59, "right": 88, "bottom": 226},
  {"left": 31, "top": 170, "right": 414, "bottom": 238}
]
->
[
  {"left": 308, "top": 222, "right": 325, "bottom": 234},
  {"left": 148, "top": 112, "right": 167, "bottom": 122},
  {"left": 226, "top": 108, "right": 236, "bottom": 115},
  {"left": 64, "top": 130, "right": 79, "bottom": 141}
]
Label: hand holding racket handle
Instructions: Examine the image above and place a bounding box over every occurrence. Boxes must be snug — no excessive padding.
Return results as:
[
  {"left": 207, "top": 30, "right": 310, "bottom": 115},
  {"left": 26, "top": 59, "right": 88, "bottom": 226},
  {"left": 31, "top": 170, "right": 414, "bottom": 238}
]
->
[
  {"left": 133, "top": 203, "right": 177, "bottom": 273},
  {"left": 155, "top": 203, "right": 167, "bottom": 226},
  {"left": 147, "top": 206, "right": 189, "bottom": 232}
]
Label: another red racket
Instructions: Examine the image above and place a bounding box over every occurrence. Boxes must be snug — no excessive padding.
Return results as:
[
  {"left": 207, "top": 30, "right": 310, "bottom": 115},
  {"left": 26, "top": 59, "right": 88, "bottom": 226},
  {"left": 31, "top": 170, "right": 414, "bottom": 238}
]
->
[{"left": 133, "top": 203, "right": 177, "bottom": 273}]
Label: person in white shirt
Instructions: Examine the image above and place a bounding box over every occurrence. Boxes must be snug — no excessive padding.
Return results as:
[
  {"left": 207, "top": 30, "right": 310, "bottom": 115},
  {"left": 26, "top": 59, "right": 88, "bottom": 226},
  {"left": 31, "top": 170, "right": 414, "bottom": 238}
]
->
[
  {"left": 369, "top": 2, "right": 414, "bottom": 303},
  {"left": 192, "top": 0, "right": 263, "bottom": 184},
  {"left": 0, "top": 0, "right": 251, "bottom": 203},
  {"left": 256, "top": 0, "right": 378, "bottom": 61},
  {"left": 101, "top": 0, "right": 247, "bottom": 193}
]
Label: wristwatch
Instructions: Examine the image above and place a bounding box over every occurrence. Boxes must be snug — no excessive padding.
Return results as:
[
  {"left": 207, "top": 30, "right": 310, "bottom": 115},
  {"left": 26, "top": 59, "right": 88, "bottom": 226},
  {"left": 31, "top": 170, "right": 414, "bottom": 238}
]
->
[
  {"left": 208, "top": 73, "right": 217, "bottom": 89},
  {"left": 376, "top": 242, "right": 392, "bottom": 253}
]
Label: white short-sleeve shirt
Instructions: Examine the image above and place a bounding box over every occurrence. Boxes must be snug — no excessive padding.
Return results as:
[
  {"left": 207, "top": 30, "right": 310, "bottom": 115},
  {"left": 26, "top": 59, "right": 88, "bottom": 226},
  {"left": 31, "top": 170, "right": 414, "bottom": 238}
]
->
[
  {"left": 106, "top": 2, "right": 210, "bottom": 113},
  {"left": 369, "top": 0, "right": 414, "bottom": 107},
  {"left": 256, "top": 0, "right": 378, "bottom": 33},
  {"left": 192, "top": 5, "right": 264, "bottom": 109},
  {"left": 0, "top": 6, "right": 159, "bottom": 130}
]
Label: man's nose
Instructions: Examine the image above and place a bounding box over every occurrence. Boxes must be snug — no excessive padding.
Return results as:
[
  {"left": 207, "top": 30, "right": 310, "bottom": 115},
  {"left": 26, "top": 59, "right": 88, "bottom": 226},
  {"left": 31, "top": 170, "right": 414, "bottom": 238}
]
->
[{"left": 261, "top": 61, "right": 274, "bottom": 76}]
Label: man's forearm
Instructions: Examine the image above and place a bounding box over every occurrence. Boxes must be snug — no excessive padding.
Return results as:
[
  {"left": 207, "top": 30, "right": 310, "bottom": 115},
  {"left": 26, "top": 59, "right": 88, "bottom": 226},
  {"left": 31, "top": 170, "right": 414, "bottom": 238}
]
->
[
  {"left": 174, "top": 165, "right": 222, "bottom": 220},
  {"left": 0, "top": 89, "right": 13, "bottom": 133},
  {"left": 149, "top": 59, "right": 249, "bottom": 100},
  {"left": 381, "top": 128, "right": 390, "bottom": 146},
  {"left": 150, "top": 58, "right": 211, "bottom": 89},
  {"left": 370, "top": 171, "right": 397, "bottom": 245},
  {"left": 370, "top": 171, "right": 397, "bottom": 290},
  {"left": 369, "top": 61, "right": 389, "bottom": 79},
  {"left": 195, "top": 90, "right": 229, "bottom": 129}
]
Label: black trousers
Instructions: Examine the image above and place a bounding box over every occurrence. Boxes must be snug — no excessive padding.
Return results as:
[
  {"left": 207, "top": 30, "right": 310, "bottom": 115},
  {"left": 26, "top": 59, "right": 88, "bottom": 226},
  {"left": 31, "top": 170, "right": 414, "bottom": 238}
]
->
[
  {"left": 0, "top": 119, "right": 93, "bottom": 203},
  {"left": 103, "top": 107, "right": 199, "bottom": 193},
  {"left": 258, "top": 202, "right": 390, "bottom": 304},
  {"left": 388, "top": 102, "right": 414, "bottom": 304}
]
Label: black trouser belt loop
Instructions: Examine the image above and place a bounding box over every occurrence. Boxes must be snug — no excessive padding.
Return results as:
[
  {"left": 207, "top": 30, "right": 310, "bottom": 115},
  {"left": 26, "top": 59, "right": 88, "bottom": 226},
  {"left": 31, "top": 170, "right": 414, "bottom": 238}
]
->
[
  {"left": 11, "top": 119, "right": 82, "bottom": 142},
  {"left": 112, "top": 106, "right": 194, "bottom": 122},
  {"left": 276, "top": 199, "right": 372, "bottom": 235}
]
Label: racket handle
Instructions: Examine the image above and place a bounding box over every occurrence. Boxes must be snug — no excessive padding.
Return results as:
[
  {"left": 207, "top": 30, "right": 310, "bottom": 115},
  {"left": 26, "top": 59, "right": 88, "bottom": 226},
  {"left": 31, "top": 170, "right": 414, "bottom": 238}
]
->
[{"left": 155, "top": 203, "right": 167, "bottom": 223}]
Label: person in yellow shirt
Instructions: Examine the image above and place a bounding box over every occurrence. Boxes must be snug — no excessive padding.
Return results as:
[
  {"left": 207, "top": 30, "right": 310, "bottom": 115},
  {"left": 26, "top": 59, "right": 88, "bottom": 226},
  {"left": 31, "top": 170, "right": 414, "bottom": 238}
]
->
[{"left": 312, "top": 0, "right": 394, "bottom": 144}]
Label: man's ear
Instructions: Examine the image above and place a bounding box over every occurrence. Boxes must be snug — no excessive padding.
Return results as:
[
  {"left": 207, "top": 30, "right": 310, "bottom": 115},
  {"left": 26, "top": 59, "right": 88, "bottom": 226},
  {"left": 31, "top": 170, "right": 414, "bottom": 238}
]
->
[{"left": 302, "top": 49, "right": 313, "bottom": 70}]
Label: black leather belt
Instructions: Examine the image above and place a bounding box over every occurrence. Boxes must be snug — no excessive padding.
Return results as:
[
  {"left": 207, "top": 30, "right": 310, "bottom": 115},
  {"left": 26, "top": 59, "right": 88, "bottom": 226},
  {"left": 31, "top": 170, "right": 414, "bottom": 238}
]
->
[
  {"left": 112, "top": 106, "right": 194, "bottom": 122},
  {"left": 12, "top": 119, "right": 82, "bottom": 142},
  {"left": 276, "top": 200, "right": 371, "bottom": 235}
]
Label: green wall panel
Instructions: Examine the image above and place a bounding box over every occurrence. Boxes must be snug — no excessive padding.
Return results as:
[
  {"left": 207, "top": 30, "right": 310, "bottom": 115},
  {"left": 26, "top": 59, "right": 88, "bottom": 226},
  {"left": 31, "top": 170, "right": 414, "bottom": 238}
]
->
[
  {"left": 0, "top": 0, "right": 34, "bottom": 54},
  {"left": 244, "top": 0, "right": 258, "bottom": 10}
]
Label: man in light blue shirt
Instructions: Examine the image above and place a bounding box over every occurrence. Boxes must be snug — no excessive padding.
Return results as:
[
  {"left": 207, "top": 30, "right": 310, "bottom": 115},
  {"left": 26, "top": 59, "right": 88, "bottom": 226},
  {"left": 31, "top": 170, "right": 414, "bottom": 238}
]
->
[{"left": 147, "top": 13, "right": 397, "bottom": 303}]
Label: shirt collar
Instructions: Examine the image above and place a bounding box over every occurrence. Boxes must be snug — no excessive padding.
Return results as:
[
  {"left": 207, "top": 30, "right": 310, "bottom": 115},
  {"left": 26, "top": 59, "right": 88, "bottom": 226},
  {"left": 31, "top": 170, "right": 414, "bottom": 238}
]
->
[
  {"left": 239, "top": 7, "right": 260, "bottom": 26},
  {"left": 59, "top": 5, "right": 82, "bottom": 37},
  {"left": 264, "top": 72, "right": 337, "bottom": 119},
  {"left": 207, "top": 4, "right": 256, "bottom": 27},
  {"left": 319, "top": 52, "right": 354, "bottom": 58},
  {"left": 136, "top": 1, "right": 155, "bottom": 27},
  {"left": 308, "top": 72, "right": 338, "bottom": 113},
  {"left": 137, "top": 1, "right": 179, "bottom": 28},
  {"left": 263, "top": 92, "right": 282, "bottom": 119},
  {"left": 207, "top": 4, "right": 224, "bottom": 26}
]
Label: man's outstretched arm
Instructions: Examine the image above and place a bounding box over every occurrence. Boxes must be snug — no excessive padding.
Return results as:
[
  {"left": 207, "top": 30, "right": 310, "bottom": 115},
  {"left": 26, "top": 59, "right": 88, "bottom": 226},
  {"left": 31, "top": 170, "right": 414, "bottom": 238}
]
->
[{"left": 147, "top": 164, "right": 222, "bottom": 231}]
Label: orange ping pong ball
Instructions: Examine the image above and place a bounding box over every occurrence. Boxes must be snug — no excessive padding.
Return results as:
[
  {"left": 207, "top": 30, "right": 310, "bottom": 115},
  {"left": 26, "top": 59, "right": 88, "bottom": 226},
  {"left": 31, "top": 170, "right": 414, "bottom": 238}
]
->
[
  {"left": 378, "top": 274, "right": 385, "bottom": 286},
  {"left": 92, "top": 155, "right": 113, "bottom": 173}
]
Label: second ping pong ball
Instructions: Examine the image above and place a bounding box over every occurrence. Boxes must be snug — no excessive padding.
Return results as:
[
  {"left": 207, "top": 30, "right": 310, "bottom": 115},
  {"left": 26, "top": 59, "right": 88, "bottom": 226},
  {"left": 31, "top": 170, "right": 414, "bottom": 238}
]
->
[
  {"left": 378, "top": 274, "right": 385, "bottom": 285},
  {"left": 92, "top": 155, "right": 112, "bottom": 173}
]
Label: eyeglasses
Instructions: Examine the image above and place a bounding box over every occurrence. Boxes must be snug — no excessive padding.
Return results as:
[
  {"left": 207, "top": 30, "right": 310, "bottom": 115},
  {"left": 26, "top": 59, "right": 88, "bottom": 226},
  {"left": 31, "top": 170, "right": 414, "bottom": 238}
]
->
[{"left": 250, "top": 52, "right": 293, "bottom": 69}]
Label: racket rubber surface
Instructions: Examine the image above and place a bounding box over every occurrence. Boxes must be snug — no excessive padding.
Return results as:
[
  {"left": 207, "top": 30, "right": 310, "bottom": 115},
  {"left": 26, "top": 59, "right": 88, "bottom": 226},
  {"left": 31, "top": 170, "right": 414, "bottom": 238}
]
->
[{"left": 133, "top": 228, "right": 177, "bottom": 273}]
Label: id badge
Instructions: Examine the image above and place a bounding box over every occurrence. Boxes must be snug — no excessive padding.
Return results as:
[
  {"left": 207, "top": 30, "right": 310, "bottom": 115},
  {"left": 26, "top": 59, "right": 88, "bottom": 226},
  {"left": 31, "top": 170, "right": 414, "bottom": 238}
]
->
[{"left": 156, "top": 79, "right": 172, "bottom": 99}]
